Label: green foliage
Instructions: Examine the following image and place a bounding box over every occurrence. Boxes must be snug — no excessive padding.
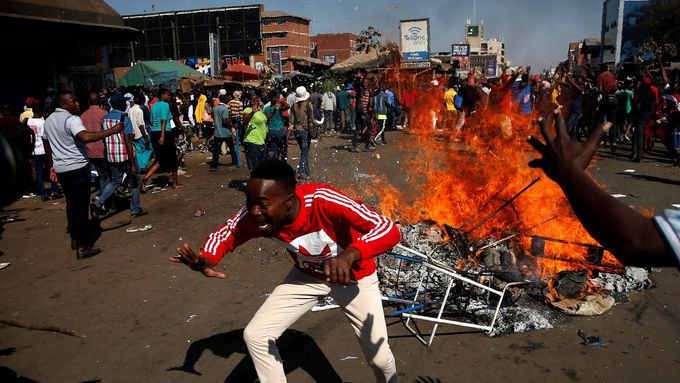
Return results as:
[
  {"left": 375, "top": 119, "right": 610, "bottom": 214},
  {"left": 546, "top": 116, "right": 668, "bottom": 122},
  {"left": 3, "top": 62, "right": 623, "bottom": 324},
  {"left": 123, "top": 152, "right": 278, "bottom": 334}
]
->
[
  {"left": 638, "top": 0, "right": 680, "bottom": 58},
  {"left": 355, "top": 26, "right": 383, "bottom": 53}
]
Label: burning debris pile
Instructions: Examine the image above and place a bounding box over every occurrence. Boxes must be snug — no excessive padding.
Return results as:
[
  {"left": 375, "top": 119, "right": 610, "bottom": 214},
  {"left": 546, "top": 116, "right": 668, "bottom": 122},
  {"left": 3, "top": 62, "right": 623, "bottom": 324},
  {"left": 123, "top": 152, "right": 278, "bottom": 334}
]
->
[{"left": 376, "top": 223, "right": 653, "bottom": 338}]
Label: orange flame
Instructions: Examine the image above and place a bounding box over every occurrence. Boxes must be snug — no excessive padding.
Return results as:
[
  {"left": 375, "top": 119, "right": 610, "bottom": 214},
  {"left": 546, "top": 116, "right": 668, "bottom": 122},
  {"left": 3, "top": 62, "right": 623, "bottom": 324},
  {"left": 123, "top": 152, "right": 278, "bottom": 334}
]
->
[{"left": 359, "top": 68, "right": 624, "bottom": 280}]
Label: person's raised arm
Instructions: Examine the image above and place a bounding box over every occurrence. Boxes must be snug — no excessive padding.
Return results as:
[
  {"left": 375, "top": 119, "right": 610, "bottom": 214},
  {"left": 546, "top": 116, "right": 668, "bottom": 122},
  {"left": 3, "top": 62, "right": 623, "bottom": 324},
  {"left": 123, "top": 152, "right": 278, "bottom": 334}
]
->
[
  {"left": 170, "top": 207, "right": 262, "bottom": 278},
  {"left": 76, "top": 121, "right": 124, "bottom": 143},
  {"left": 527, "top": 110, "right": 673, "bottom": 267}
]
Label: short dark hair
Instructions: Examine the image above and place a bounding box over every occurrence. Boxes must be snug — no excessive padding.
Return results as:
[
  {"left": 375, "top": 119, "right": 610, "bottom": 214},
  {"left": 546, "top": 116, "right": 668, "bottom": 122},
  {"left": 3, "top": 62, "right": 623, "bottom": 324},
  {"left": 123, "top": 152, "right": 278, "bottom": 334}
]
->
[
  {"left": 56, "top": 90, "right": 75, "bottom": 107},
  {"left": 250, "top": 159, "right": 296, "bottom": 192}
]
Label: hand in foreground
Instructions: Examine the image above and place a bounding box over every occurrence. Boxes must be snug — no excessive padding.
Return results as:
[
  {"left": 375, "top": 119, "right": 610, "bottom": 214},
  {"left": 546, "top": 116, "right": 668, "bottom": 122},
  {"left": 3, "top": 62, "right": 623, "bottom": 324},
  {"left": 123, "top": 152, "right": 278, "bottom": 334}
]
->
[
  {"left": 527, "top": 109, "right": 611, "bottom": 182},
  {"left": 322, "top": 247, "right": 361, "bottom": 286},
  {"left": 159, "top": 135, "right": 165, "bottom": 146},
  {"left": 170, "top": 243, "right": 225, "bottom": 279}
]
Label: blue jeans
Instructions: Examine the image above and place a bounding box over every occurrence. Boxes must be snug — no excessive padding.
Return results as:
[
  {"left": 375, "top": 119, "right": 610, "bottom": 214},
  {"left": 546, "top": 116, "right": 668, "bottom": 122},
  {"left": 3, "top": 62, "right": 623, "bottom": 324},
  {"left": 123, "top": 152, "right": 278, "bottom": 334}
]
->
[
  {"left": 89, "top": 158, "right": 109, "bottom": 192},
  {"left": 96, "top": 161, "right": 141, "bottom": 214},
  {"left": 244, "top": 142, "right": 267, "bottom": 171},
  {"left": 294, "top": 129, "right": 310, "bottom": 176},
  {"left": 267, "top": 130, "right": 287, "bottom": 160},
  {"left": 31, "top": 155, "right": 58, "bottom": 197},
  {"left": 323, "top": 110, "right": 335, "bottom": 132},
  {"left": 211, "top": 136, "right": 238, "bottom": 168}
]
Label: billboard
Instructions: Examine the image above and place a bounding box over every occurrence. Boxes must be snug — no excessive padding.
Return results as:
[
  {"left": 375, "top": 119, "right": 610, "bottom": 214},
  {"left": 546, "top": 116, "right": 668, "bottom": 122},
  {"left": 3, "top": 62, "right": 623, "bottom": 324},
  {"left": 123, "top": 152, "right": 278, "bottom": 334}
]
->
[
  {"left": 451, "top": 43, "right": 470, "bottom": 69},
  {"left": 270, "top": 49, "right": 282, "bottom": 75},
  {"left": 485, "top": 57, "right": 497, "bottom": 78},
  {"left": 466, "top": 25, "right": 480, "bottom": 37},
  {"left": 400, "top": 19, "right": 430, "bottom": 62},
  {"left": 323, "top": 54, "right": 337, "bottom": 64}
]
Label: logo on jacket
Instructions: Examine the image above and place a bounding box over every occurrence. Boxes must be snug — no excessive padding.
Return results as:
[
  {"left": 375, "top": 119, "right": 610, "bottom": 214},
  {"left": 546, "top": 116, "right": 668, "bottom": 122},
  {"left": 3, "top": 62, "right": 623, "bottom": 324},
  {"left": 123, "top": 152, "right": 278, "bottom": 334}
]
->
[{"left": 287, "top": 229, "right": 341, "bottom": 261}]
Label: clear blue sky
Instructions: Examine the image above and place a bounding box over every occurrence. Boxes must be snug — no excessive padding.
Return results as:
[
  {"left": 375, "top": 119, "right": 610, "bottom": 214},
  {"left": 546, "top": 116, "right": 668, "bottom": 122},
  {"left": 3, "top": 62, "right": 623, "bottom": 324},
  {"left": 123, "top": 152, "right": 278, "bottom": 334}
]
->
[{"left": 107, "top": 0, "right": 603, "bottom": 71}]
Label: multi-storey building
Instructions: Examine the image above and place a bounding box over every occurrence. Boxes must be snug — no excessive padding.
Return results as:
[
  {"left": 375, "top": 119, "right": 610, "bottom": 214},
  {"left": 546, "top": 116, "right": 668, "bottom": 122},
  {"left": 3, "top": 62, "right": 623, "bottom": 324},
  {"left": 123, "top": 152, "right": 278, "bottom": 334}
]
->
[
  {"left": 600, "top": 0, "right": 648, "bottom": 66},
  {"left": 121, "top": 4, "right": 263, "bottom": 63},
  {"left": 464, "top": 20, "right": 507, "bottom": 78},
  {"left": 254, "top": 11, "right": 311, "bottom": 73},
  {"left": 310, "top": 33, "right": 359, "bottom": 64}
]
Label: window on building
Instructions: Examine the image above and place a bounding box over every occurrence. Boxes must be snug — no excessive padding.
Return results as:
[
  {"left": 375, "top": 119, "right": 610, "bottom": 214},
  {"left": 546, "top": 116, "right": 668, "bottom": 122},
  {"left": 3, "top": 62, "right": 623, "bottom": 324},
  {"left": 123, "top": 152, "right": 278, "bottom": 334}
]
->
[
  {"left": 276, "top": 19, "right": 285, "bottom": 25},
  {"left": 263, "top": 32, "right": 288, "bottom": 39}
]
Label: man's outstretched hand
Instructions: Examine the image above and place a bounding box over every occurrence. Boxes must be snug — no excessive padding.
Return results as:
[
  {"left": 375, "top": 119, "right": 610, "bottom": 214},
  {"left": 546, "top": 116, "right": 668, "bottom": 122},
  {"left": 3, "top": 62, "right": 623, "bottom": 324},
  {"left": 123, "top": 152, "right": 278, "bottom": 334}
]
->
[
  {"left": 527, "top": 109, "right": 611, "bottom": 182},
  {"left": 170, "top": 243, "right": 225, "bottom": 279}
]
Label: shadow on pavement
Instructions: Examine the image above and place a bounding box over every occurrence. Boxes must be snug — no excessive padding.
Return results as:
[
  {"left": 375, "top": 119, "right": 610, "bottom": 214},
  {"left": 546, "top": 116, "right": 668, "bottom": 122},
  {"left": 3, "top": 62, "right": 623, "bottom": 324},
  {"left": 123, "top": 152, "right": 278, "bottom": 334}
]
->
[{"left": 168, "top": 328, "right": 343, "bottom": 382}]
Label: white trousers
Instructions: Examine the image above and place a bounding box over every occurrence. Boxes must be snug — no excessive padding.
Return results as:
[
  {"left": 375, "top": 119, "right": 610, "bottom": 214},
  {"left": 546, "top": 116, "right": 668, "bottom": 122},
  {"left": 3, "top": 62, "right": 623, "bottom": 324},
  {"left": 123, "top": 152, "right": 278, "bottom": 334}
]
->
[{"left": 243, "top": 267, "right": 397, "bottom": 383}]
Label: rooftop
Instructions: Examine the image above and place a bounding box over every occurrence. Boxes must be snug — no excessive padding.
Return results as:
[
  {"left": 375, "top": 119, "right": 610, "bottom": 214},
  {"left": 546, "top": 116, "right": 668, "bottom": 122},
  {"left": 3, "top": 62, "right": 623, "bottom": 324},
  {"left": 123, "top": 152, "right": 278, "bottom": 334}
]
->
[{"left": 261, "top": 10, "right": 310, "bottom": 21}]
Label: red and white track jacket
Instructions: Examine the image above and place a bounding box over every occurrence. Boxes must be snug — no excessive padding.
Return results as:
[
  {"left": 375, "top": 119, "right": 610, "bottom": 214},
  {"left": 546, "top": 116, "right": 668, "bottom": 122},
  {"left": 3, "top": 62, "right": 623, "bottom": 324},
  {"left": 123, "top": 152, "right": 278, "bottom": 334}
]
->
[{"left": 201, "top": 183, "right": 400, "bottom": 281}]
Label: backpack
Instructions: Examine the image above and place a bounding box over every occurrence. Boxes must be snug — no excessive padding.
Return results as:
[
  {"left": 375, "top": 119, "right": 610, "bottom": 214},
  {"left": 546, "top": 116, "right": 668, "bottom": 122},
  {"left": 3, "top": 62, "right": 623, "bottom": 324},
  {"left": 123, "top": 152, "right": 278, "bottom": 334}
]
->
[{"left": 454, "top": 94, "right": 464, "bottom": 110}]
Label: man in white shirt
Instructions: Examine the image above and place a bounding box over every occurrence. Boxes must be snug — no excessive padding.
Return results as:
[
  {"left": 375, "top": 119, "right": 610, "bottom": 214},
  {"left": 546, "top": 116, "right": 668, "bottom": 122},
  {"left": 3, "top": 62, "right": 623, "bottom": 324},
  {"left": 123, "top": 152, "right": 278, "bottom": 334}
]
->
[
  {"left": 44, "top": 91, "right": 124, "bottom": 259},
  {"left": 27, "top": 106, "right": 60, "bottom": 201}
]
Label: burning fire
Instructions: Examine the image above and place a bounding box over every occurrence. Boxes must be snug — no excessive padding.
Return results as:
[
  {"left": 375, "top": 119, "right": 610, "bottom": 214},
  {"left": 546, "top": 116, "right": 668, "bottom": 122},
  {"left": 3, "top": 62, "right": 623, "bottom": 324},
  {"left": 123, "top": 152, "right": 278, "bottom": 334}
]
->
[{"left": 359, "top": 68, "right": 622, "bottom": 281}]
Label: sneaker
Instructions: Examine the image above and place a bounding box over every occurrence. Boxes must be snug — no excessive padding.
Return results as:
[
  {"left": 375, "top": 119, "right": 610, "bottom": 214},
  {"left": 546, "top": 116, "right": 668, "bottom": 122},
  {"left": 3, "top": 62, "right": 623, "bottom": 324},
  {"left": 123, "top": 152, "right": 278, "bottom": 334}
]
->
[
  {"left": 50, "top": 192, "right": 63, "bottom": 200},
  {"left": 131, "top": 209, "right": 148, "bottom": 218},
  {"left": 209, "top": 167, "right": 218, "bottom": 172},
  {"left": 76, "top": 246, "right": 102, "bottom": 260},
  {"left": 350, "top": 147, "right": 361, "bottom": 153},
  {"left": 364, "top": 146, "right": 376, "bottom": 151},
  {"left": 41, "top": 195, "right": 50, "bottom": 202}
]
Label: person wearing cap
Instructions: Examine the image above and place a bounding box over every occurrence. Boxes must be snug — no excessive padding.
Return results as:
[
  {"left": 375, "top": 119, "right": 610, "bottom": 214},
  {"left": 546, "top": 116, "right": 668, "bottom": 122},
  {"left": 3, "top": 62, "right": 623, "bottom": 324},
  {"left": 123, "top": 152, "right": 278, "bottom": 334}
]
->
[
  {"left": 92, "top": 93, "right": 146, "bottom": 218},
  {"left": 228, "top": 91, "right": 244, "bottom": 164},
  {"left": 26, "top": 105, "right": 61, "bottom": 201},
  {"left": 19, "top": 97, "right": 39, "bottom": 124},
  {"left": 43, "top": 90, "right": 125, "bottom": 259},
  {"left": 289, "top": 86, "right": 315, "bottom": 179}
]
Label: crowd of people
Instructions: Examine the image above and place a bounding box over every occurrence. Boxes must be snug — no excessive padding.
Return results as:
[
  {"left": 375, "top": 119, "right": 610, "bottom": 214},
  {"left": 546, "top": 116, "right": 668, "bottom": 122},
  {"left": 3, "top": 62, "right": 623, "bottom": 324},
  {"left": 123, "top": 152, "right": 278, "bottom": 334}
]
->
[
  {"left": 433, "top": 59, "right": 680, "bottom": 165},
  {"left": 1, "top": 54, "right": 679, "bottom": 381}
]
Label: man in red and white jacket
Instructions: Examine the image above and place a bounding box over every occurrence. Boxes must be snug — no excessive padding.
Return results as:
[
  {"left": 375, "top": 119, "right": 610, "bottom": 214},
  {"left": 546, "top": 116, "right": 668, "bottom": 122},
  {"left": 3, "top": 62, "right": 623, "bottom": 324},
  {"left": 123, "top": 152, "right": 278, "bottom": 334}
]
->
[{"left": 172, "top": 159, "right": 399, "bottom": 383}]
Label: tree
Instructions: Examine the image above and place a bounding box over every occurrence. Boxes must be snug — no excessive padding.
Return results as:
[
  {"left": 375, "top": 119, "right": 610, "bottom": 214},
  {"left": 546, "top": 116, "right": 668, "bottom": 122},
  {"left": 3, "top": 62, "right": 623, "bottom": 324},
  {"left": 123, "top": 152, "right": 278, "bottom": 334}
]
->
[
  {"left": 355, "top": 26, "right": 383, "bottom": 54},
  {"left": 637, "top": 0, "right": 680, "bottom": 59}
]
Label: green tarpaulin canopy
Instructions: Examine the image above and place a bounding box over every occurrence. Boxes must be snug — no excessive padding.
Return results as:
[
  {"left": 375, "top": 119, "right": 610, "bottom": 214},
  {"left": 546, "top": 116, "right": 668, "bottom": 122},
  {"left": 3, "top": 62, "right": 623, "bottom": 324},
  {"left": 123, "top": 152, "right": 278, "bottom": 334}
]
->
[{"left": 117, "top": 60, "right": 209, "bottom": 89}]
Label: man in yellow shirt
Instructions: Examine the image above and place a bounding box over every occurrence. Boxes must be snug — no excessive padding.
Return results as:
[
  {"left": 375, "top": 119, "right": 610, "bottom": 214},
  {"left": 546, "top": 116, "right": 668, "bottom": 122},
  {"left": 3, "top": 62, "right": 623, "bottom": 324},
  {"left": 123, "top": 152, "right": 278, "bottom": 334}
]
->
[{"left": 444, "top": 84, "right": 459, "bottom": 131}]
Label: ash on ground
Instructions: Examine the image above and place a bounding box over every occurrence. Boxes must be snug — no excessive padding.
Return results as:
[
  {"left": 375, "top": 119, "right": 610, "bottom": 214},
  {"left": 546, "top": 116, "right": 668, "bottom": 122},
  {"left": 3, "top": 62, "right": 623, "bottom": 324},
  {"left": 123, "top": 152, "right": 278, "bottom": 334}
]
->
[
  {"left": 374, "top": 223, "right": 651, "bottom": 337},
  {"left": 592, "top": 267, "right": 653, "bottom": 293}
]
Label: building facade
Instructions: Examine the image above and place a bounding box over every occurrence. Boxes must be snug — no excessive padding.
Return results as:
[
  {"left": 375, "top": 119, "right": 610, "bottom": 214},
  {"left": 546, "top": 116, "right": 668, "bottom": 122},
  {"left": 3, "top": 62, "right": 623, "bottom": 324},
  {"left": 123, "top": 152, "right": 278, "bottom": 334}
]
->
[
  {"left": 310, "top": 33, "right": 358, "bottom": 64},
  {"left": 1, "top": 0, "right": 138, "bottom": 102},
  {"left": 600, "top": 0, "right": 648, "bottom": 66},
  {"left": 254, "top": 11, "right": 311, "bottom": 73},
  {"left": 464, "top": 21, "right": 507, "bottom": 78},
  {"left": 121, "top": 5, "right": 263, "bottom": 64}
]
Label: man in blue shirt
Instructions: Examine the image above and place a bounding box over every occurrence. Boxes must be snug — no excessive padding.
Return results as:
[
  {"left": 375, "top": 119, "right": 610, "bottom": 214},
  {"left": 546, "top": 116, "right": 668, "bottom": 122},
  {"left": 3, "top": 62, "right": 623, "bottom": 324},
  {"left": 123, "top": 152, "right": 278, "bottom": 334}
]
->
[
  {"left": 518, "top": 76, "right": 532, "bottom": 115},
  {"left": 264, "top": 94, "right": 288, "bottom": 161},
  {"left": 210, "top": 94, "right": 237, "bottom": 170}
]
